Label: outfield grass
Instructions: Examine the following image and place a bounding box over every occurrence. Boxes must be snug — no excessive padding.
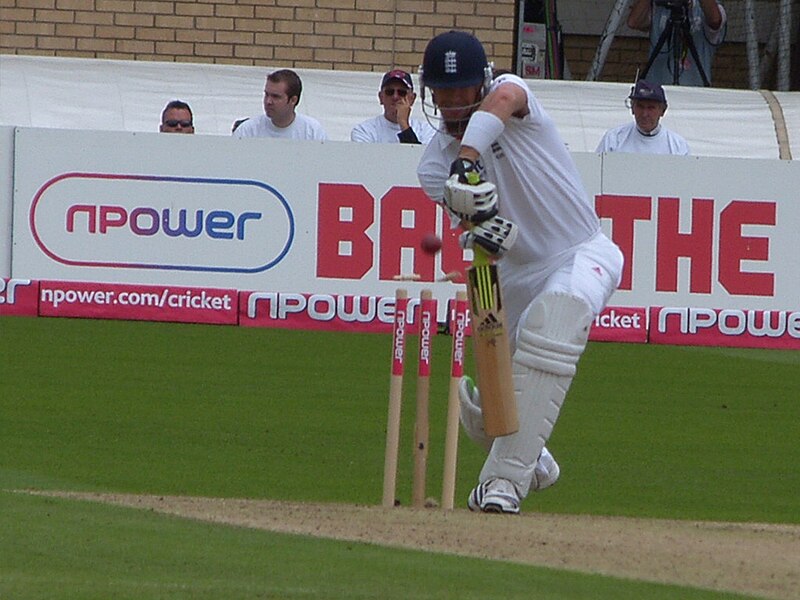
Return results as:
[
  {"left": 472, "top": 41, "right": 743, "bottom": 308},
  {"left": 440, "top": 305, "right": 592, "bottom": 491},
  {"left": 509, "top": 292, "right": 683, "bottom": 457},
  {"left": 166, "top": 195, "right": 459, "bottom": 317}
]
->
[
  {"left": 1, "top": 315, "right": 797, "bottom": 598},
  {"left": 0, "top": 491, "right": 759, "bottom": 600}
]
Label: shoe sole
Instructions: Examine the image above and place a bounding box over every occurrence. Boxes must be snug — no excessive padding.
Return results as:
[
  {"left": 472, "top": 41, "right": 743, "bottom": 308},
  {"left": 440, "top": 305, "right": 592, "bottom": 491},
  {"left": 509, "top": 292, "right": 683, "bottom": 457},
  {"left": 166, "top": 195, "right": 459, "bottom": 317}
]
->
[
  {"left": 469, "top": 480, "right": 521, "bottom": 514},
  {"left": 469, "top": 496, "right": 520, "bottom": 515},
  {"left": 482, "top": 503, "right": 517, "bottom": 514}
]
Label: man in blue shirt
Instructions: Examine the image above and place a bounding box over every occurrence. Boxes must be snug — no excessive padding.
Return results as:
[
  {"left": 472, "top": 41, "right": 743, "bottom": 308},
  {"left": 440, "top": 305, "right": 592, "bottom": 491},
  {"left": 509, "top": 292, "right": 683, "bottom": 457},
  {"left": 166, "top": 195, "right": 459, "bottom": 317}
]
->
[{"left": 628, "top": 0, "right": 727, "bottom": 86}]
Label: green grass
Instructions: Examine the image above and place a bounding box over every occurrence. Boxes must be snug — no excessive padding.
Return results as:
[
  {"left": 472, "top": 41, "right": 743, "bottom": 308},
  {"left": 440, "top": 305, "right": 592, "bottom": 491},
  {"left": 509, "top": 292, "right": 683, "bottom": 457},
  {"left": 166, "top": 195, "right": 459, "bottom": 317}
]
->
[
  {"left": 549, "top": 343, "right": 800, "bottom": 522},
  {"left": 0, "top": 490, "right": 756, "bottom": 600},
  {"left": 1, "top": 315, "right": 797, "bottom": 598}
]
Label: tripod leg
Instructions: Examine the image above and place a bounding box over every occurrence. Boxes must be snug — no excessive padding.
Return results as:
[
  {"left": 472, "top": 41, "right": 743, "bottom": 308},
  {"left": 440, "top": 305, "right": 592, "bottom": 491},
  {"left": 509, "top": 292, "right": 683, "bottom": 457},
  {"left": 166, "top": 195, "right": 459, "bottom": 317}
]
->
[
  {"left": 642, "top": 21, "right": 672, "bottom": 81},
  {"left": 671, "top": 16, "right": 682, "bottom": 85},
  {"left": 683, "top": 20, "right": 711, "bottom": 86}
]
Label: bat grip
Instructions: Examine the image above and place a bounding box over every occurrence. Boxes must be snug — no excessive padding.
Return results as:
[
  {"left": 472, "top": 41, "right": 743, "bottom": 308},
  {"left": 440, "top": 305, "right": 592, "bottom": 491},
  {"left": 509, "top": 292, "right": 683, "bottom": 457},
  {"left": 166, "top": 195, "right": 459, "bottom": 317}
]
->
[{"left": 470, "top": 235, "right": 491, "bottom": 267}]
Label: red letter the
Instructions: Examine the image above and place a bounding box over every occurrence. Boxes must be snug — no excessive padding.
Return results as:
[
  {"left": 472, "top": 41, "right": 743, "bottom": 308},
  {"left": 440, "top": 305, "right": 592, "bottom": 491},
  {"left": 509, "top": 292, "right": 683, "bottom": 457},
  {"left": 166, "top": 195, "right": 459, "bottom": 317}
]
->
[
  {"left": 379, "top": 187, "right": 438, "bottom": 281},
  {"left": 317, "top": 183, "right": 374, "bottom": 279},
  {"left": 656, "top": 197, "right": 714, "bottom": 293},
  {"left": 595, "top": 194, "right": 652, "bottom": 290},
  {"left": 719, "top": 200, "right": 775, "bottom": 296}
]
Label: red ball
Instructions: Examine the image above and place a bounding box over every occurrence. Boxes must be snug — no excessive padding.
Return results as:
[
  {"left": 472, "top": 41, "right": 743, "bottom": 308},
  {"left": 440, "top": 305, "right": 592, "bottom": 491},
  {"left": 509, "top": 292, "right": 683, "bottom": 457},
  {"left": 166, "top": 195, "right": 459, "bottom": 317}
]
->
[{"left": 421, "top": 233, "right": 442, "bottom": 254}]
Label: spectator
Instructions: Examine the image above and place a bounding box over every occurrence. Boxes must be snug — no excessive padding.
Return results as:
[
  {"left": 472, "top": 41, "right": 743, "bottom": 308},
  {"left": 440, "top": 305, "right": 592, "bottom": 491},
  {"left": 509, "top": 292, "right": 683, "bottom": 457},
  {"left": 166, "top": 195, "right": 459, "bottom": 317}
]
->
[
  {"left": 231, "top": 118, "right": 249, "bottom": 133},
  {"left": 351, "top": 69, "right": 435, "bottom": 144},
  {"left": 160, "top": 100, "right": 194, "bottom": 134},
  {"left": 628, "top": 0, "right": 726, "bottom": 86},
  {"left": 233, "top": 69, "right": 327, "bottom": 140},
  {"left": 596, "top": 80, "right": 689, "bottom": 155}
]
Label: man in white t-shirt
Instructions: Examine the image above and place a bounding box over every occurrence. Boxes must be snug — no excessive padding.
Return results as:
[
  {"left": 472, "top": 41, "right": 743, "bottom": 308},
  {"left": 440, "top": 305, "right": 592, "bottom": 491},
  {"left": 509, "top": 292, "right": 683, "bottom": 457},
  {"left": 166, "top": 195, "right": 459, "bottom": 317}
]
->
[
  {"left": 417, "top": 31, "right": 623, "bottom": 515},
  {"left": 596, "top": 80, "right": 689, "bottom": 155},
  {"left": 351, "top": 69, "right": 435, "bottom": 144},
  {"left": 233, "top": 69, "right": 327, "bottom": 141}
]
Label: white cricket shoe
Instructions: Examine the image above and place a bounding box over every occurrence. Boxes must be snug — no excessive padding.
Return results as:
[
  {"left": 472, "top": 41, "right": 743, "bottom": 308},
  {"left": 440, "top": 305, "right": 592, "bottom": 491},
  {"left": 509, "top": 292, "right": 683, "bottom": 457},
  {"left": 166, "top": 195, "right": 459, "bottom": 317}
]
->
[{"left": 468, "top": 478, "right": 521, "bottom": 514}]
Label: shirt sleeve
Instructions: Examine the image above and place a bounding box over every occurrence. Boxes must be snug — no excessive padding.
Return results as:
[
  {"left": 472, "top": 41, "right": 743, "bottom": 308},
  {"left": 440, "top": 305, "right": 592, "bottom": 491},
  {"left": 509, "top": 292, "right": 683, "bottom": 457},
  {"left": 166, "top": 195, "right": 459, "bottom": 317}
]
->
[
  {"left": 397, "top": 127, "right": 421, "bottom": 144},
  {"left": 232, "top": 118, "right": 257, "bottom": 138},
  {"left": 350, "top": 122, "right": 372, "bottom": 142},
  {"left": 315, "top": 123, "right": 328, "bottom": 141},
  {"left": 595, "top": 132, "right": 611, "bottom": 153}
]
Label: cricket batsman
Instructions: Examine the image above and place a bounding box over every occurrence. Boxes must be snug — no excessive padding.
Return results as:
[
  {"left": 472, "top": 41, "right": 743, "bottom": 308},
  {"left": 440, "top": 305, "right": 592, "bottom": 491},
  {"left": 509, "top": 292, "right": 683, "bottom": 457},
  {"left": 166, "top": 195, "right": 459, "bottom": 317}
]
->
[{"left": 416, "top": 31, "right": 624, "bottom": 513}]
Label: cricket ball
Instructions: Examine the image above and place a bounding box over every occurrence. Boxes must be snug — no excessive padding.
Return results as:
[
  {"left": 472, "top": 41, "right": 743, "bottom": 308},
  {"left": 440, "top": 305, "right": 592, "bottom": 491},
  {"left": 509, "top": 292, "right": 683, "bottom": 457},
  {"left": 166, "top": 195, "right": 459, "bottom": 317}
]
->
[{"left": 420, "top": 233, "right": 442, "bottom": 255}]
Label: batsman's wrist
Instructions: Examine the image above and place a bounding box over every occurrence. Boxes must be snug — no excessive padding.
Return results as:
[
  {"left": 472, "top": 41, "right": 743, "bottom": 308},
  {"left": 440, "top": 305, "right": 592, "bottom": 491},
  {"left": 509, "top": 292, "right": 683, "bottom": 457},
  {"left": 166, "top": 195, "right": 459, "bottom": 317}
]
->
[
  {"left": 461, "top": 111, "right": 504, "bottom": 157},
  {"left": 457, "top": 147, "right": 480, "bottom": 163}
]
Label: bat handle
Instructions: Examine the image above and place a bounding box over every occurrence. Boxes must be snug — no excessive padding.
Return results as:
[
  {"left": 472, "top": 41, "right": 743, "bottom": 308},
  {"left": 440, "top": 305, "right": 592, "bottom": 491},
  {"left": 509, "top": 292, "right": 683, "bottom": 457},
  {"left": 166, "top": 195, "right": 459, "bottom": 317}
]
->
[{"left": 470, "top": 238, "right": 490, "bottom": 267}]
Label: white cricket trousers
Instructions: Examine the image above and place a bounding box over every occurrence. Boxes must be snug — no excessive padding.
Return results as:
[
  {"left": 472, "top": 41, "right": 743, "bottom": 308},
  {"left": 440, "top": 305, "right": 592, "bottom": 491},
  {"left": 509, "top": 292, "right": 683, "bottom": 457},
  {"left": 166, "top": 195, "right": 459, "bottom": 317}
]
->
[
  {"left": 479, "top": 231, "right": 623, "bottom": 494},
  {"left": 500, "top": 231, "right": 624, "bottom": 353}
]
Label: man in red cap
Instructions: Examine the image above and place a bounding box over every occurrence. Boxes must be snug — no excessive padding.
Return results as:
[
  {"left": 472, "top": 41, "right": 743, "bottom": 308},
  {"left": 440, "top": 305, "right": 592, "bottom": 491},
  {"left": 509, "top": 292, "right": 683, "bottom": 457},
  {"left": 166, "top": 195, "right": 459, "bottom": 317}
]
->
[{"left": 350, "top": 69, "right": 435, "bottom": 144}]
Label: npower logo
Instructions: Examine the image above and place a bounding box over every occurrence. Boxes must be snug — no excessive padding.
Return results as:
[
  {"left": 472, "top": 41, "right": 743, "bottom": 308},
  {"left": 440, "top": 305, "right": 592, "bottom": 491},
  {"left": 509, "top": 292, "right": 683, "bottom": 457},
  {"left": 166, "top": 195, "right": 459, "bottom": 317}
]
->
[{"left": 29, "top": 172, "right": 295, "bottom": 273}]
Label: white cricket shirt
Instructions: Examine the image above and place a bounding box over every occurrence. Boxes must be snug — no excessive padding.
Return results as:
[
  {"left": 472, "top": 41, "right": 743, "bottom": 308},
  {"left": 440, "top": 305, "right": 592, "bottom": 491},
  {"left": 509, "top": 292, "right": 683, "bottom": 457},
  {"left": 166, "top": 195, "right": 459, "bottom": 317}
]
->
[
  {"left": 417, "top": 74, "right": 600, "bottom": 266},
  {"left": 233, "top": 113, "right": 328, "bottom": 141},
  {"left": 350, "top": 114, "right": 436, "bottom": 144},
  {"left": 596, "top": 122, "right": 690, "bottom": 155}
]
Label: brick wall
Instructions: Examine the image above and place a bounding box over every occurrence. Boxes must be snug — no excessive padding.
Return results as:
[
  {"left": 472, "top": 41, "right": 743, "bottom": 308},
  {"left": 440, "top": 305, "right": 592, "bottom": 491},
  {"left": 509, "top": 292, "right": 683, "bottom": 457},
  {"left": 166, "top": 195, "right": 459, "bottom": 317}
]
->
[
  {"left": 0, "top": 0, "right": 518, "bottom": 72},
  {"left": 0, "top": 0, "right": 760, "bottom": 89},
  {"left": 566, "top": 35, "right": 751, "bottom": 90}
]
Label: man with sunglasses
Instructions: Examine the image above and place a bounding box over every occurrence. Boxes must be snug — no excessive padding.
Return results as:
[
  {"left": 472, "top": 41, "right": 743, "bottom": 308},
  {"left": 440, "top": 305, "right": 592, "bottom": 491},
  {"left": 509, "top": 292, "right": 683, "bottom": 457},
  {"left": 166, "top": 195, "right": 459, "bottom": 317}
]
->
[
  {"left": 159, "top": 100, "right": 194, "bottom": 134},
  {"left": 350, "top": 69, "right": 435, "bottom": 144}
]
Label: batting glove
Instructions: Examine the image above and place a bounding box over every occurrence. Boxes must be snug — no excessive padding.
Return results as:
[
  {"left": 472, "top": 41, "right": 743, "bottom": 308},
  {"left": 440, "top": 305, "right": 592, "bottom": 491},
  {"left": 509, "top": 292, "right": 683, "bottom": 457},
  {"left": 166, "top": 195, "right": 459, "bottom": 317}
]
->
[
  {"left": 443, "top": 158, "right": 498, "bottom": 223},
  {"left": 449, "top": 158, "right": 483, "bottom": 185},
  {"left": 459, "top": 216, "right": 518, "bottom": 257}
]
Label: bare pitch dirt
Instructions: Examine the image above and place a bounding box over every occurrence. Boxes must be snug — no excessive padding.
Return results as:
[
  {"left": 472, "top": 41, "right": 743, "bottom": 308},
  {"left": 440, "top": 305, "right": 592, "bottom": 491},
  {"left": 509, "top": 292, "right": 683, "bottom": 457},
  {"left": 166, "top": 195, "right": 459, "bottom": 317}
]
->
[{"left": 32, "top": 491, "right": 800, "bottom": 600}]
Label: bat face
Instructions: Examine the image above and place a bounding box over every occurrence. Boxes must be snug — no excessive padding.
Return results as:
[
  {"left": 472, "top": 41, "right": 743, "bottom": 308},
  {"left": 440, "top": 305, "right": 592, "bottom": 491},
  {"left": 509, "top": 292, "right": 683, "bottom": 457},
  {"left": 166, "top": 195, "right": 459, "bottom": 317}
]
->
[{"left": 467, "top": 248, "right": 518, "bottom": 437}]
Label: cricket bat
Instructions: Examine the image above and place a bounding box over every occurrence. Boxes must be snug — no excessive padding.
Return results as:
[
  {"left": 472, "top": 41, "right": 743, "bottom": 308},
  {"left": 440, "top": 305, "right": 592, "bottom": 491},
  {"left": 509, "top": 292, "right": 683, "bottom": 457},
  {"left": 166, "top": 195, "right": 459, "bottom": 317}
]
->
[{"left": 466, "top": 245, "right": 519, "bottom": 437}]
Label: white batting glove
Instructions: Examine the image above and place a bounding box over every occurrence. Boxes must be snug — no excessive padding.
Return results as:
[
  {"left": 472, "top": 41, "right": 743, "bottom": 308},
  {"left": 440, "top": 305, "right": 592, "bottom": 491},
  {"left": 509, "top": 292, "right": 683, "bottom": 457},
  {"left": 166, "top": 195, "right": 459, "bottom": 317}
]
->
[
  {"left": 458, "top": 216, "right": 518, "bottom": 257},
  {"left": 443, "top": 158, "right": 498, "bottom": 223}
]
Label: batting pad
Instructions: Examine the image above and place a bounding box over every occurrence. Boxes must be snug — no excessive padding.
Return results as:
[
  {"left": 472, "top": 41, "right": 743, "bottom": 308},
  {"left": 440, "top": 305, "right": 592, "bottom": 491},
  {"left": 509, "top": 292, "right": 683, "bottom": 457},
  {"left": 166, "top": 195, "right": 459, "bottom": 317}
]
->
[
  {"left": 458, "top": 377, "right": 494, "bottom": 452},
  {"left": 480, "top": 292, "right": 592, "bottom": 497}
]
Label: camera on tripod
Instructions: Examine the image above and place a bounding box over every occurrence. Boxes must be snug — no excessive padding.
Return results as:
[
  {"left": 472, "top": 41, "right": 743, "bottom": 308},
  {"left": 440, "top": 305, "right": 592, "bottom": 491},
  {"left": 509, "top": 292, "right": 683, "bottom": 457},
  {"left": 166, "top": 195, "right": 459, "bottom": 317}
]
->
[
  {"left": 642, "top": 0, "right": 710, "bottom": 86},
  {"left": 654, "top": 0, "right": 689, "bottom": 10}
]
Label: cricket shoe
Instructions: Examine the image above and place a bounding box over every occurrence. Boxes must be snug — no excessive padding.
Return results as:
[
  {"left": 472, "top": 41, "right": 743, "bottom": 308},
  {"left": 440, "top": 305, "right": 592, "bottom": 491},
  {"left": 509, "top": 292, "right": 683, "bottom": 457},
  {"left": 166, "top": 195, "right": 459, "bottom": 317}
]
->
[{"left": 468, "top": 478, "right": 521, "bottom": 514}]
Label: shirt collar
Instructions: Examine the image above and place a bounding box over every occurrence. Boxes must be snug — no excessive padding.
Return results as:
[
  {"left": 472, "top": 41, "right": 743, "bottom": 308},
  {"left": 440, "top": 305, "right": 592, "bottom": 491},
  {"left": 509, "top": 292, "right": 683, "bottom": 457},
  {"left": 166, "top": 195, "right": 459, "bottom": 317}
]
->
[{"left": 636, "top": 123, "right": 661, "bottom": 137}]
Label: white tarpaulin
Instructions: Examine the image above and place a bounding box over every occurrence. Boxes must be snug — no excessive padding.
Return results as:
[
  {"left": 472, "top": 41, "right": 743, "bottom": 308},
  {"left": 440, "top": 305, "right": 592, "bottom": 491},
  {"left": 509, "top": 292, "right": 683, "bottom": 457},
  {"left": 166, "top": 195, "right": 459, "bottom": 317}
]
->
[{"left": 0, "top": 54, "right": 792, "bottom": 159}]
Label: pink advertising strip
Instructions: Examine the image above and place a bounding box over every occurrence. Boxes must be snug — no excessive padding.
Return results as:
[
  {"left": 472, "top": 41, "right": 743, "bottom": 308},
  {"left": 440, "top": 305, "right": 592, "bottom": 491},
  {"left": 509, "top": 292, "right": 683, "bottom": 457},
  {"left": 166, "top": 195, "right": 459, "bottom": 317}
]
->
[
  {"left": 240, "top": 291, "right": 419, "bottom": 334},
  {"left": 649, "top": 306, "right": 800, "bottom": 350},
  {"left": 0, "top": 279, "right": 39, "bottom": 317},
  {"left": 38, "top": 280, "right": 237, "bottom": 325},
  {"left": 589, "top": 306, "right": 648, "bottom": 343}
]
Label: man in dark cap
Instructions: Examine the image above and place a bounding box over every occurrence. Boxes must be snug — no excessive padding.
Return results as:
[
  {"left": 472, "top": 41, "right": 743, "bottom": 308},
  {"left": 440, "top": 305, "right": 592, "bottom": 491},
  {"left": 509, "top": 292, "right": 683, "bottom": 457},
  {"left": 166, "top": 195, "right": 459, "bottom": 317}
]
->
[{"left": 596, "top": 80, "right": 689, "bottom": 155}]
